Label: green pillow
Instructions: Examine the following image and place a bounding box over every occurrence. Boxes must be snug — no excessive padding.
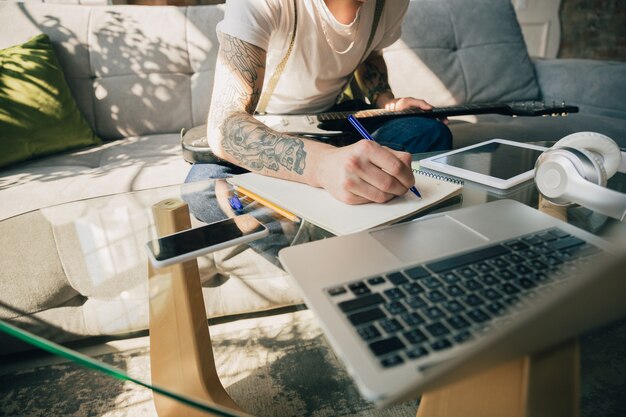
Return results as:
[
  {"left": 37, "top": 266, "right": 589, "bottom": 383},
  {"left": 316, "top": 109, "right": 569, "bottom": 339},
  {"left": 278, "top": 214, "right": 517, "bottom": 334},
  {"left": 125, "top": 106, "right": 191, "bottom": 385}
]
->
[{"left": 0, "top": 34, "right": 100, "bottom": 169}]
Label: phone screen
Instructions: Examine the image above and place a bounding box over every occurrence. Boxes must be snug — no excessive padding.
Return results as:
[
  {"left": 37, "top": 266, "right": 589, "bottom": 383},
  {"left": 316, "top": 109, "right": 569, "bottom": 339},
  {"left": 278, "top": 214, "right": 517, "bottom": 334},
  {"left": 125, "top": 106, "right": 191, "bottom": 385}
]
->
[{"left": 147, "top": 216, "right": 266, "bottom": 261}]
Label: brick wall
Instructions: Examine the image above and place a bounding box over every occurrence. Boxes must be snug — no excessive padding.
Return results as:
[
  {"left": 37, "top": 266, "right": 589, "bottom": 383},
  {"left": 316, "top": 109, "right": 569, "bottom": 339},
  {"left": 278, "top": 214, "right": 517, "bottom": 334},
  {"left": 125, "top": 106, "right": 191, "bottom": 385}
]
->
[{"left": 559, "top": 0, "right": 626, "bottom": 61}]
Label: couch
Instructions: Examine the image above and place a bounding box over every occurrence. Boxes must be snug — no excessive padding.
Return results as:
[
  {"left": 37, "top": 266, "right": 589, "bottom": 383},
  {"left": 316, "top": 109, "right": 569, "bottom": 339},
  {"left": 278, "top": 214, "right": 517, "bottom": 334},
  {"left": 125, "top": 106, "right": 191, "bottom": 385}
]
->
[{"left": 1, "top": 0, "right": 625, "bottom": 354}]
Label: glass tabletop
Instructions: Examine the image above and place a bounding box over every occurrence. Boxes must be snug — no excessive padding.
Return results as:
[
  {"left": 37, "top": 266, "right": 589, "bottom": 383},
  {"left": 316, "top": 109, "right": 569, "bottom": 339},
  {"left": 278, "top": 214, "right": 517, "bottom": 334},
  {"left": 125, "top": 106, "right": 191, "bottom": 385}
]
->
[
  {"left": 1, "top": 160, "right": 625, "bottom": 416},
  {"left": 411, "top": 149, "right": 626, "bottom": 244},
  {"left": 0, "top": 178, "right": 326, "bottom": 417}
]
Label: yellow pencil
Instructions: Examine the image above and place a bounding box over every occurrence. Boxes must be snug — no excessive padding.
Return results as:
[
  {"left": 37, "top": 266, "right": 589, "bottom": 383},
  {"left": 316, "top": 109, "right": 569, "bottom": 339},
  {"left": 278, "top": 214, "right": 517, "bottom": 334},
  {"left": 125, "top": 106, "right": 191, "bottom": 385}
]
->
[{"left": 236, "top": 186, "right": 301, "bottom": 223}]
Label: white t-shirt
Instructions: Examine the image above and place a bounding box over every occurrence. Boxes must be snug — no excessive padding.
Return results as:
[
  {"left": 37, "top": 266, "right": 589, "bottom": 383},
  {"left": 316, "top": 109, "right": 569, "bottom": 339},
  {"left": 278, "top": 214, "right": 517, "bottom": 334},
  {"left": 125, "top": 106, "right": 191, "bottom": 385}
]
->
[{"left": 216, "top": 0, "right": 410, "bottom": 114}]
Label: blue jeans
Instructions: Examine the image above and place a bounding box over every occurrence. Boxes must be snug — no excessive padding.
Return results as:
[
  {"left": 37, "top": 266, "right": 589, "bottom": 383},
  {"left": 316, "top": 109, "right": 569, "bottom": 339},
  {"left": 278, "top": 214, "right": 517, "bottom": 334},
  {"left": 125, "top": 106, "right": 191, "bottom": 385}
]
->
[
  {"left": 186, "top": 115, "right": 452, "bottom": 181},
  {"left": 368, "top": 116, "right": 452, "bottom": 154}
]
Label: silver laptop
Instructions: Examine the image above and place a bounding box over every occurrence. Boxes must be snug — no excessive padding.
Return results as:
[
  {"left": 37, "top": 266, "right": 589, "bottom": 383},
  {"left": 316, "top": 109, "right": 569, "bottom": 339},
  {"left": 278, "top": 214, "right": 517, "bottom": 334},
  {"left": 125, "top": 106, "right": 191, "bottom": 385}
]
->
[{"left": 278, "top": 199, "right": 626, "bottom": 405}]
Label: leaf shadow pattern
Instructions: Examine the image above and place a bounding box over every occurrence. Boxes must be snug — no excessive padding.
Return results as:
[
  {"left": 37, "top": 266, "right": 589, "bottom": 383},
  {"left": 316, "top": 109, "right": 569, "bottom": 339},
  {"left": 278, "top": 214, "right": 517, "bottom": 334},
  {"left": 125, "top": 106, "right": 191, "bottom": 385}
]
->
[{"left": 3, "top": 4, "right": 218, "bottom": 185}]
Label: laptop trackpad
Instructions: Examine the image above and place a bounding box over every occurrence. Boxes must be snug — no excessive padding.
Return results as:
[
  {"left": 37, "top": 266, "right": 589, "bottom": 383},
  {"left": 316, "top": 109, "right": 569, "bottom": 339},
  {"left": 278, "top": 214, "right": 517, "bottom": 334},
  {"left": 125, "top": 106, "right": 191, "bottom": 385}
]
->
[{"left": 371, "top": 215, "right": 489, "bottom": 263}]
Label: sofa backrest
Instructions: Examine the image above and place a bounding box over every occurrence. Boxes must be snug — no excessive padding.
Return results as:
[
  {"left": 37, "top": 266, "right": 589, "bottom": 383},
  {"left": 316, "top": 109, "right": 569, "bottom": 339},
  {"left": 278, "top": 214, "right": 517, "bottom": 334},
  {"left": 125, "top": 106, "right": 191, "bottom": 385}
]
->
[
  {"left": 0, "top": 1, "right": 540, "bottom": 140},
  {"left": 0, "top": 2, "right": 222, "bottom": 140},
  {"left": 386, "top": 0, "right": 540, "bottom": 106}
]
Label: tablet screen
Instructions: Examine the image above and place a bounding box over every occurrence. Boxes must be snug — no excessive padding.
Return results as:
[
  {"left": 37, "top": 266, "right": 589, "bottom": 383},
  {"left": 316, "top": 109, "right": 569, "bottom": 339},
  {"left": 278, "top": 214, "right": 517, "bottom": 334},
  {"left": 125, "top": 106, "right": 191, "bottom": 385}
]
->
[{"left": 430, "top": 142, "right": 544, "bottom": 180}]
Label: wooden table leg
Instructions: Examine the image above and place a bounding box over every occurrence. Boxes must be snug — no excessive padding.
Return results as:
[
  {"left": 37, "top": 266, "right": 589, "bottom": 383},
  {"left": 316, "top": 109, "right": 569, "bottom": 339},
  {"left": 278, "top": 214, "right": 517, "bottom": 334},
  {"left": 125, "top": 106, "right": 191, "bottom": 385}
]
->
[
  {"left": 416, "top": 357, "right": 529, "bottom": 417},
  {"left": 538, "top": 194, "right": 568, "bottom": 222},
  {"left": 416, "top": 340, "right": 579, "bottom": 417},
  {"left": 148, "top": 199, "right": 244, "bottom": 417},
  {"left": 527, "top": 340, "right": 580, "bottom": 417}
]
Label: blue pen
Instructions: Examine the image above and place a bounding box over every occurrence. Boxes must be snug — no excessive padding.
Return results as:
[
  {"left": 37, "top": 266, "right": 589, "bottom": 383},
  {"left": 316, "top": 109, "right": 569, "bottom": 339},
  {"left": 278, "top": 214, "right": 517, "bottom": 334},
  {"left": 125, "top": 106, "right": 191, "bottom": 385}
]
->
[
  {"left": 228, "top": 195, "right": 244, "bottom": 212},
  {"left": 347, "top": 114, "right": 421, "bottom": 198}
]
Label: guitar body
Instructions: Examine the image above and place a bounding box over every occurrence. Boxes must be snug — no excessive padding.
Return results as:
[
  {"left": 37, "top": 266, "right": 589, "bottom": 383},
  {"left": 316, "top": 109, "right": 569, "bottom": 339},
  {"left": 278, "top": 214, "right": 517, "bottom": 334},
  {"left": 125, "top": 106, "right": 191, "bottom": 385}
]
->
[{"left": 254, "top": 114, "right": 342, "bottom": 137}]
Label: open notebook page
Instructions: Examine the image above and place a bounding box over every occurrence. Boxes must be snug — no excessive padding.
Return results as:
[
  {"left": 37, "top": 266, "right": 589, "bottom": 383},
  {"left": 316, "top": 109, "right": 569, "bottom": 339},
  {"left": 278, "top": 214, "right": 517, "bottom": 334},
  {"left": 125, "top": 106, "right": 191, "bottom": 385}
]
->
[{"left": 227, "top": 171, "right": 462, "bottom": 236}]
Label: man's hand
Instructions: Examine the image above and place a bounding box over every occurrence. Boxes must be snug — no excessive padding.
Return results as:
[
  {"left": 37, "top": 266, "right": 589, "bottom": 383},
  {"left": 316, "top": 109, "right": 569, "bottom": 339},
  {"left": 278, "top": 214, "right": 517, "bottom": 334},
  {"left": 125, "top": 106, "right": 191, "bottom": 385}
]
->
[
  {"left": 380, "top": 95, "right": 448, "bottom": 124},
  {"left": 314, "top": 140, "right": 415, "bottom": 204},
  {"left": 382, "top": 96, "right": 432, "bottom": 112}
]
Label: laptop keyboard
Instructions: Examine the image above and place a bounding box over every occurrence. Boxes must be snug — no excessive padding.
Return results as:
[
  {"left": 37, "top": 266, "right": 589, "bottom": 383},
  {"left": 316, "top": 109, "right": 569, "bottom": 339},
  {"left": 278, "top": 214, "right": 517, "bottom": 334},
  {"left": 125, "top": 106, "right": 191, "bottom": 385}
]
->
[{"left": 326, "top": 227, "right": 602, "bottom": 369}]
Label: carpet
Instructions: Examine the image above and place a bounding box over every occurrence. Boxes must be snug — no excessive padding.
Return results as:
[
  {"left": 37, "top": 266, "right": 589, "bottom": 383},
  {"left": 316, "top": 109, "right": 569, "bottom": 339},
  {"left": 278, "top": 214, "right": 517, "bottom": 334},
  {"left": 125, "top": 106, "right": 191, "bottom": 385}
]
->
[
  {"left": 0, "top": 309, "right": 420, "bottom": 417},
  {"left": 2, "top": 309, "right": 626, "bottom": 417}
]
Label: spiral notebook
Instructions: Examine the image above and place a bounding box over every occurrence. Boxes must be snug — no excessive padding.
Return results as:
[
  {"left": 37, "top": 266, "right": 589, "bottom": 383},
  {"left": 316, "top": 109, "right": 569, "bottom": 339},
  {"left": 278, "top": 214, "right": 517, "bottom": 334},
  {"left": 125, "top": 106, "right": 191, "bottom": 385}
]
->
[{"left": 227, "top": 171, "right": 463, "bottom": 236}]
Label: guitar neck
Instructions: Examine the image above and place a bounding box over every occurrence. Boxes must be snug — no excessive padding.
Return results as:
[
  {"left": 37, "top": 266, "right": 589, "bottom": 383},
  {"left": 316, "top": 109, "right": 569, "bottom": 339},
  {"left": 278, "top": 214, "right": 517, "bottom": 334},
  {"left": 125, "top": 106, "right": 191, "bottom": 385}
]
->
[
  {"left": 252, "top": 101, "right": 578, "bottom": 139},
  {"left": 316, "top": 101, "right": 578, "bottom": 122}
]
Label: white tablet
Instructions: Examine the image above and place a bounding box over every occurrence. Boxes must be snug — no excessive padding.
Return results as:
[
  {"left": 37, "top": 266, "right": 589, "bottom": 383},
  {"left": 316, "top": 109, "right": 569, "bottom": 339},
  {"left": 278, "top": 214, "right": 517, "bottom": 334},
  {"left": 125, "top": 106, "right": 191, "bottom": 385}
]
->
[{"left": 420, "top": 139, "right": 548, "bottom": 189}]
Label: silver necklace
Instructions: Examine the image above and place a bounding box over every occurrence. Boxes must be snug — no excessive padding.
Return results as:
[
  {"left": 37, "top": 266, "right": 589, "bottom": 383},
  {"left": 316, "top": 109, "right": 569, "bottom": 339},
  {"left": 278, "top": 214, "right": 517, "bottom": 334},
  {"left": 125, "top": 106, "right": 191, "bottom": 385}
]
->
[{"left": 317, "top": 2, "right": 362, "bottom": 55}]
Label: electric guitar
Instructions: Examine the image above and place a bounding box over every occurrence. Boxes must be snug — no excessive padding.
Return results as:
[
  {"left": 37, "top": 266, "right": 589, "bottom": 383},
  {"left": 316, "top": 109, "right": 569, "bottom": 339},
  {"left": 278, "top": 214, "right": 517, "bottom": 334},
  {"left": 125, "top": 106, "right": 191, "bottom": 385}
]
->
[
  {"left": 181, "top": 101, "right": 578, "bottom": 163},
  {"left": 254, "top": 101, "right": 578, "bottom": 137}
]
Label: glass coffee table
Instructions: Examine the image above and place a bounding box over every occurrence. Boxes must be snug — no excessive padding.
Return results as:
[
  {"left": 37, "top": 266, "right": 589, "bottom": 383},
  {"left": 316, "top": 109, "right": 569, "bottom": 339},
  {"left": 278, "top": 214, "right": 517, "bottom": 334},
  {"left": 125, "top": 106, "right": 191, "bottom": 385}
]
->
[{"left": 1, "top": 158, "right": 625, "bottom": 416}]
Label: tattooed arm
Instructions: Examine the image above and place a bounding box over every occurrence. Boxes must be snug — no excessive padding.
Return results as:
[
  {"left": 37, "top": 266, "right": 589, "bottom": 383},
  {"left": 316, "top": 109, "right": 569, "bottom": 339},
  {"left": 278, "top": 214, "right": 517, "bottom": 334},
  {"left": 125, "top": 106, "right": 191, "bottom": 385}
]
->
[
  {"left": 354, "top": 50, "right": 393, "bottom": 108},
  {"left": 206, "top": 33, "right": 311, "bottom": 178},
  {"left": 355, "top": 50, "right": 434, "bottom": 113},
  {"left": 207, "top": 33, "right": 415, "bottom": 204}
]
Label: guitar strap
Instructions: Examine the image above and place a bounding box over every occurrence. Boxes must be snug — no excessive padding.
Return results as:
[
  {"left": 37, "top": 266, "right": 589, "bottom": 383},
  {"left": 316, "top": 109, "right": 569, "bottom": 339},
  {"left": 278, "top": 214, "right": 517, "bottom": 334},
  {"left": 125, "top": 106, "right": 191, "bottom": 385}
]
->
[
  {"left": 256, "top": 0, "right": 385, "bottom": 115},
  {"left": 256, "top": 0, "right": 298, "bottom": 114}
]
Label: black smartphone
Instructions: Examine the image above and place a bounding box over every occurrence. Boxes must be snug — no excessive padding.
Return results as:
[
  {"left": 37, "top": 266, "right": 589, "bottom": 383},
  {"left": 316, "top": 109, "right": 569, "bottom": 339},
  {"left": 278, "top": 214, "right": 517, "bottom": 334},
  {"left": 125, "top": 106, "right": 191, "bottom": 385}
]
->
[{"left": 145, "top": 214, "right": 269, "bottom": 268}]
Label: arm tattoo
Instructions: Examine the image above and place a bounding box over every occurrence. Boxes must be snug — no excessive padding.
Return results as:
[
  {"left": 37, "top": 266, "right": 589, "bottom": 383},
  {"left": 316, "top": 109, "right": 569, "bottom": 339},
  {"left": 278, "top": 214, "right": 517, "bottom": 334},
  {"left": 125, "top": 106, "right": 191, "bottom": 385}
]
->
[
  {"left": 218, "top": 33, "right": 264, "bottom": 113},
  {"left": 222, "top": 114, "right": 306, "bottom": 174},
  {"left": 209, "top": 33, "right": 263, "bottom": 128},
  {"left": 358, "top": 59, "right": 392, "bottom": 106},
  {"left": 209, "top": 33, "right": 307, "bottom": 175}
]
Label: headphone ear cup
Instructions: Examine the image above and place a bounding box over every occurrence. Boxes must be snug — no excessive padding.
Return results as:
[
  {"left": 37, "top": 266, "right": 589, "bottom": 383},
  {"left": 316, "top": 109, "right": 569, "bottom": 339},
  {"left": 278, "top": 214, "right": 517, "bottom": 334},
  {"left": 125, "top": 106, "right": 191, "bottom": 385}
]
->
[
  {"left": 535, "top": 146, "right": 626, "bottom": 220},
  {"left": 534, "top": 147, "right": 606, "bottom": 205},
  {"left": 535, "top": 148, "right": 580, "bottom": 205},
  {"left": 555, "top": 132, "right": 621, "bottom": 178}
]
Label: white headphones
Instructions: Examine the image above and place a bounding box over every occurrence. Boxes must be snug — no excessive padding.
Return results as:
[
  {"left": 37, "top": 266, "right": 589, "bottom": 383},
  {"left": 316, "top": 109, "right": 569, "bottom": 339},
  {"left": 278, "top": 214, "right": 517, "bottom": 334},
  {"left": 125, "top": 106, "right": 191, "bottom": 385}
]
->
[{"left": 535, "top": 132, "right": 626, "bottom": 221}]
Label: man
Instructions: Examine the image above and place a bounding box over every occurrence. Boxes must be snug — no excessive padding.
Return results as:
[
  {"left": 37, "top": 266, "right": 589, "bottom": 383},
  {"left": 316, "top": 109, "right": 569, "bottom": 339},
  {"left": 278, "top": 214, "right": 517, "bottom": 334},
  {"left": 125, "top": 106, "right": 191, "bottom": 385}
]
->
[{"left": 188, "top": 0, "right": 452, "bottom": 204}]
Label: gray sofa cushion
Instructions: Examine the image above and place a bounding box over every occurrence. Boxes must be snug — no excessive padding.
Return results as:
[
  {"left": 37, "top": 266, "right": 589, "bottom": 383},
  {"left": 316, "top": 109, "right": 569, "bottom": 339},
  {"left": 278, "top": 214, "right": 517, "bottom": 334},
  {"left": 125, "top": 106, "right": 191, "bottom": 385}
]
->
[
  {"left": 450, "top": 113, "right": 626, "bottom": 149},
  {"left": 535, "top": 58, "right": 626, "bottom": 120},
  {"left": 386, "top": 0, "right": 540, "bottom": 106}
]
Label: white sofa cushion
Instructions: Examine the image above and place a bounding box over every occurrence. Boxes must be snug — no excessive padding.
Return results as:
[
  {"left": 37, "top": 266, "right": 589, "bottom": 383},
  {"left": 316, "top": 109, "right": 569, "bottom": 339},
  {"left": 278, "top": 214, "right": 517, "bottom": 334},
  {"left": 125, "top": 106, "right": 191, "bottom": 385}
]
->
[
  {"left": 0, "top": 134, "right": 189, "bottom": 221},
  {"left": 0, "top": 3, "right": 222, "bottom": 140}
]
